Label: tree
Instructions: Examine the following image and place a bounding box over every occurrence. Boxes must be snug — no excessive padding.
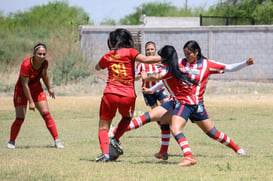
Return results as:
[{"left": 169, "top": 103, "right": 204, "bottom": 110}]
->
[
  {"left": 119, "top": 2, "right": 206, "bottom": 25},
  {"left": 208, "top": 0, "right": 273, "bottom": 24}
]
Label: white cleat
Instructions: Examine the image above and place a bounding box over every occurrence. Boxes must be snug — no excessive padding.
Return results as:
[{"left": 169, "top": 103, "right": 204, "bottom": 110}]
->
[
  {"left": 237, "top": 148, "right": 249, "bottom": 156},
  {"left": 7, "top": 141, "right": 15, "bottom": 149},
  {"left": 54, "top": 139, "right": 64, "bottom": 149}
]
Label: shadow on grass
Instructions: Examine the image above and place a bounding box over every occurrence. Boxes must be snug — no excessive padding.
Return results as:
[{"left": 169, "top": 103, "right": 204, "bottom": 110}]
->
[{"left": 14, "top": 145, "right": 56, "bottom": 149}]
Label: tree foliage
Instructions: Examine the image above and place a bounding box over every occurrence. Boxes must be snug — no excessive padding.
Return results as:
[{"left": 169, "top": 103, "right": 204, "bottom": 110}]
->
[
  {"left": 120, "top": 2, "right": 206, "bottom": 25},
  {"left": 208, "top": 0, "right": 273, "bottom": 24},
  {"left": 119, "top": 0, "right": 272, "bottom": 25}
]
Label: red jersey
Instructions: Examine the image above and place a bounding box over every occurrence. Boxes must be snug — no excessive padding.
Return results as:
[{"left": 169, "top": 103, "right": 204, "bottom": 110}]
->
[
  {"left": 135, "top": 63, "right": 164, "bottom": 94},
  {"left": 15, "top": 57, "right": 48, "bottom": 90},
  {"left": 179, "top": 58, "right": 226, "bottom": 104},
  {"left": 98, "top": 48, "right": 140, "bottom": 98},
  {"left": 160, "top": 65, "right": 197, "bottom": 105}
]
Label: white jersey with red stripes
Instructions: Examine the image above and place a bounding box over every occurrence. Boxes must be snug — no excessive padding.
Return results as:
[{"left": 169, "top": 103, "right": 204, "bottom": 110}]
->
[
  {"left": 160, "top": 65, "right": 197, "bottom": 105},
  {"left": 135, "top": 62, "right": 164, "bottom": 94},
  {"left": 179, "top": 58, "right": 226, "bottom": 104}
]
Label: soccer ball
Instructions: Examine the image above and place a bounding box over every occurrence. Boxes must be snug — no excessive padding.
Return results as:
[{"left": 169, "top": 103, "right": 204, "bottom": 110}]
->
[{"left": 109, "top": 143, "right": 120, "bottom": 161}]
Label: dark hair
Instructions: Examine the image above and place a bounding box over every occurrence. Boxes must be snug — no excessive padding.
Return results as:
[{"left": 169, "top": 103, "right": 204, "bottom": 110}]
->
[
  {"left": 33, "top": 43, "right": 47, "bottom": 53},
  {"left": 183, "top": 40, "right": 207, "bottom": 60},
  {"left": 145, "top": 41, "right": 156, "bottom": 49},
  {"left": 107, "top": 28, "right": 134, "bottom": 51},
  {"left": 158, "top": 45, "right": 197, "bottom": 85}
]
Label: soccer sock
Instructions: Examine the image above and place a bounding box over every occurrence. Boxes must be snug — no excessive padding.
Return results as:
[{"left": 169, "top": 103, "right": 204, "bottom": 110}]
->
[
  {"left": 114, "top": 117, "right": 131, "bottom": 141},
  {"left": 128, "top": 112, "right": 151, "bottom": 131},
  {"left": 206, "top": 127, "right": 240, "bottom": 152},
  {"left": 98, "top": 129, "right": 109, "bottom": 154},
  {"left": 174, "top": 133, "right": 194, "bottom": 159},
  {"left": 42, "top": 111, "right": 59, "bottom": 140},
  {"left": 159, "top": 124, "right": 171, "bottom": 154},
  {"left": 10, "top": 117, "right": 24, "bottom": 142}
]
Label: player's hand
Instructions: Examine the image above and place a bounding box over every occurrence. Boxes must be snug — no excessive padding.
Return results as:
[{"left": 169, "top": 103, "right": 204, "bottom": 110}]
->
[
  {"left": 246, "top": 57, "right": 254, "bottom": 65},
  {"left": 48, "top": 89, "right": 55, "bottom": 99},
  {"left": 29, "top": 102, "right": 35, "bottom": 111},
  {"left": 142, "top": 87, "right": 152, "bottom": 94}
]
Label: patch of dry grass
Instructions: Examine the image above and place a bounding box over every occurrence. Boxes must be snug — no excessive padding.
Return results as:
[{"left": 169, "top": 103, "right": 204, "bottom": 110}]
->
[{"left": 1, "top": 92, "right": 273, "bottom": 180}]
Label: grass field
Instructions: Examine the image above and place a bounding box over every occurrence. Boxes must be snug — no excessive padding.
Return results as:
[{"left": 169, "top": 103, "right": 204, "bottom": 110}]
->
[{"left": 1, "top": 88, "right": 273, "bottom": 180}]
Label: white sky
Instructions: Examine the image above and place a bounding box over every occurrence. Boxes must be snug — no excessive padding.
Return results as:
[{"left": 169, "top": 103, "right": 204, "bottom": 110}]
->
[{"left": 0, "top": 0, "right": 219, "bottom": 24}]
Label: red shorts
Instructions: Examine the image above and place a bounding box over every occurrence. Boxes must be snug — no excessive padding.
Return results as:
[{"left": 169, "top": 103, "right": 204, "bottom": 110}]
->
[
  {"left": 100, "top": 93, "right": 136, "bottom": 120},
  {"left": 13, "top": 87, "right": 47, "bottom": 107}
]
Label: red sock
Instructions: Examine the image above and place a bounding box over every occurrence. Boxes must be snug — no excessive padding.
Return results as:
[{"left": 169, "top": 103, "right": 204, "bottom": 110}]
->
[
  {"left": 159, "top": 124, "right": 170, "bottom": 154},
  {"left": 10, "top": 118, "right": 24, "bottom": 142},
  {"left": 212, "top": 131, "right": 240, "bottom": 152},
  {"left": 42, "top": 111, "right": 59, "bottom": 140},
  {"left": 175, "top": 133, "right": 193, "bottom": 159},
  {"left": 98, "top": 129, "right": 109, "bottom": 154},
  {"left": 114, "top": 117, "right": 131, "bottom": 140}
]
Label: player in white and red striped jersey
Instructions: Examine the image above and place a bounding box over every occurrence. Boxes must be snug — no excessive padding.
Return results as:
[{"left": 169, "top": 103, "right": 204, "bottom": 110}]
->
[
  {"left": 134, "top": 41, "right": 169, "bottom": 160},
  {"left": 177, "top": 40, "right": 253, "bottom": 159},
  {"left": 149, "top": 40, "right": 253, "bottom": 166},
  {"left": 135, "top": 41, "right": 168, "bottom": 108}
]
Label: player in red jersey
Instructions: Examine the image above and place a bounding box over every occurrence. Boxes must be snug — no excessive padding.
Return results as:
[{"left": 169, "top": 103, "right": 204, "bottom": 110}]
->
[
  {"left": 145, "top": 40, "right": 254, "bottom": 166},
  {"left": 113, "top": 45, "right": 199, "bottom": 166},
  {"left": 95, "top": 29, "right": 164, "bottom": 162},
  {"left": 7, "top": 43, "right": 64, "bottom": 149}
]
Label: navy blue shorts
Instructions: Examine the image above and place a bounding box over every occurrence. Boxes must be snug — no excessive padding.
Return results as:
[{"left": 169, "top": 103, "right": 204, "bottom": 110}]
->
[
  {"left": 189, "top": 104, "right": 209, "bottom": 122},
  {"left": 143, "top": 89, "right": 168, "bottom": 106},
  {"left": 173, "top": 102, "right": 198, "bottom": 121}
]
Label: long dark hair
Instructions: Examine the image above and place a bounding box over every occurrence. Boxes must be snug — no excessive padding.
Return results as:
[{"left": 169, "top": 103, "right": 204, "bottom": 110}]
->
[
  {"left": 158, "top": 45, "right": 197, "bottom": 85},
  {"left": 107, "top": 28, "right": 134, "bottom": 51},
  {"left": 183, "top": 40, "right": 207, "bottom": 60}
]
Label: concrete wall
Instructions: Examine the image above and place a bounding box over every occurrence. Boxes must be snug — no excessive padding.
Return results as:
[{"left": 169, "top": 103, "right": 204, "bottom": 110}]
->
[{"left": 78, "top": 25, "right": 273, "bottom": 81}]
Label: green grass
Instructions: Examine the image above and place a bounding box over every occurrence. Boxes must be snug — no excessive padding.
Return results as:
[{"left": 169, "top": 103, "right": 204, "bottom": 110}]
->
[{"left": 1, "top": 95, "right": 273, "bottom": 181}]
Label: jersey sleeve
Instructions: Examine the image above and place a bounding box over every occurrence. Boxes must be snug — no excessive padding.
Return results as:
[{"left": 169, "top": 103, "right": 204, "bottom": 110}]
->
[
  {"left": 20, "top": 62, "right": 30, "bottom": 77},
  {"left": 98, "top": 55, "right": 108, "bottom": 69},
  {"left": 207, "top": 59, "right": 226, "bottom": 74},
  {"left": 130, "top": 48, "right": 140, "bottom": 61}
]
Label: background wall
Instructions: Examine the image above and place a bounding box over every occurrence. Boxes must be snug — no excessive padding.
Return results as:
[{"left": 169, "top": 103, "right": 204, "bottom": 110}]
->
[{"left": 79, "top": 25, "right": 273, "bottom": 81}]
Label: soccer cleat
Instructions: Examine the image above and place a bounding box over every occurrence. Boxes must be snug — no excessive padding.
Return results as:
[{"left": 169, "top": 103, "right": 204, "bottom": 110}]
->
[
  {"left": 7, "top": 141, "right": 15, "bottom": 149},
  {"left": 237, "top": 148, "right": 249, "bottom": 156},
  {"left": 96, "top": 154, "right": 110, "bottom": 162},
  {"left": 54, "top": 139, "right": 64, "bottom": 149},
  {"left": 177, "top": 156, "right": 197, "bottom": 167},
  {"left": 154, "top": 152, "right": 169, "bottom": 160},
  {"left": 110, "top": 138, "right": 123, "bottom": 155}
]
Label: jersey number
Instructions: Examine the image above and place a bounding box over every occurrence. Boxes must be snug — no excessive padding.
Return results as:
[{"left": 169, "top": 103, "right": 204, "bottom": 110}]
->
[{"left": 111, "top": 63, "right": 127, "bottom": 78}]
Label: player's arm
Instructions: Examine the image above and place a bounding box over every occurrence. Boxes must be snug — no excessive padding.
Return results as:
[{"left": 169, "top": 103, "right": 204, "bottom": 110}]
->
[
  {"left": 135, "top": 54, "right": 163, "bottom": 64},
  {"left": 42, "top": 69, "right": 55, "bottom": 99},
  {"left": 225, "top": 57, "right": 254, "bottom": 72},
  {"left": 21, "top": 76, "right": 35, "bottom": 111},
  {"left": 142, "top": 81, "right": 164, "bottom": 94},
  {"left": 141, "top": 71, "right": 163, "bottom": 81}
]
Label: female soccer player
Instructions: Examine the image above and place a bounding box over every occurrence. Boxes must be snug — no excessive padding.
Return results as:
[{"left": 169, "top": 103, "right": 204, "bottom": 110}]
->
[
  {"left": 135, "top": 41, "right": 170, "bottom": 160},
  {"left": 7, "top": 43, "right": 64, "bottom": 149},
  {"left": 144, "top": 40, "right": 254, "bottom": 166},
  {"left": 95, "top": 28, "right": 164, "bottom": 162}
]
